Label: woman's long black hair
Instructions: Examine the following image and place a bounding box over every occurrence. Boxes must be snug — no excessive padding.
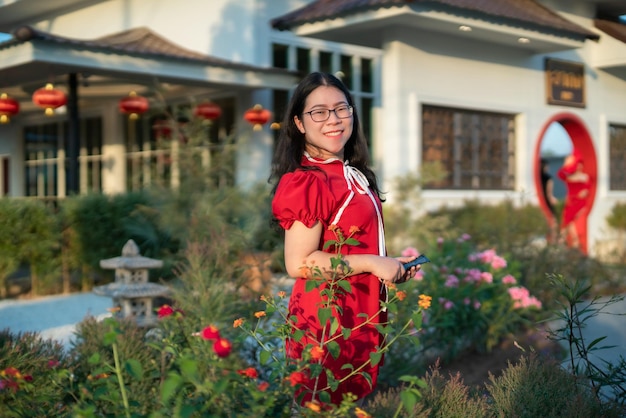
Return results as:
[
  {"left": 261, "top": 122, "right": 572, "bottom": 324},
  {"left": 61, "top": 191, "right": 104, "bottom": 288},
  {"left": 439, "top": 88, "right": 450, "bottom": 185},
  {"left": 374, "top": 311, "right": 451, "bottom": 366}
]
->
[{"left": 269, "top": 72, "right": 384, "bottom": 200}]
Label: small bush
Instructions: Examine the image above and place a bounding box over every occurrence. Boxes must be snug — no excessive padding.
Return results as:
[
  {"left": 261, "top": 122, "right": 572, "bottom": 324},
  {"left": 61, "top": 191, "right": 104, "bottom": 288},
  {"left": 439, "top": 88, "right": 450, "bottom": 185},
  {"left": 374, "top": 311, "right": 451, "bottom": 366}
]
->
[
  {"left": 0, "top": 329, "right": 70, "bottom": 417},
  {"left": 487, "top": 355, "right": 622, "bottom": 418}
]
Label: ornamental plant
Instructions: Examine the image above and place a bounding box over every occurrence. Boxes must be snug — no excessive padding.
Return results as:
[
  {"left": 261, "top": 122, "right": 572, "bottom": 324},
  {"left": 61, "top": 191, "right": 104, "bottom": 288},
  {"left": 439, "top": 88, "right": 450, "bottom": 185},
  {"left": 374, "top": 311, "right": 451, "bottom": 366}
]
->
[
  {"left": 382, "top": 233, "right": 542, "bottom": 383},
  {"left": 16, "top": 226, "right": 430, "bottom": 417}
]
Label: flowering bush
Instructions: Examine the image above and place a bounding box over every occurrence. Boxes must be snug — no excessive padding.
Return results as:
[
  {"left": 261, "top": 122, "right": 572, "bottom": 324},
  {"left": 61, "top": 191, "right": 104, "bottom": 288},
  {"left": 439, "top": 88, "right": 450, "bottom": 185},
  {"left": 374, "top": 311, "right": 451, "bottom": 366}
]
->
[
  {"left": 0, "top": 228, "right": 431, "bottom": 417},
  {"left": 382, "top": 234, "right": 542, "bottom": 382}
]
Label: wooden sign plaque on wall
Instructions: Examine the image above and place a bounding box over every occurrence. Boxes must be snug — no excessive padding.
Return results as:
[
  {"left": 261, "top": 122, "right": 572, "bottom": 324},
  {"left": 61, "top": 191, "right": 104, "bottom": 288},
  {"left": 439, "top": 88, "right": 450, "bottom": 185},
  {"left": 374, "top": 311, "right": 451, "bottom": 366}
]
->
[{"left": 545, "top": 58, "right": 586, "bottom": 108}]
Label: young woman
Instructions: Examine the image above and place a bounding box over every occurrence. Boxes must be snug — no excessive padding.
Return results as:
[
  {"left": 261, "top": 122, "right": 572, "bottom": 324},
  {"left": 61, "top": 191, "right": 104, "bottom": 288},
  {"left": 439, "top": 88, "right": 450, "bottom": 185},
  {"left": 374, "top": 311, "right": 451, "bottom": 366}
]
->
[
  {"left": 270, "top": 72, "right": 419, "bottom": 405},
  {"left": 558, "top": 153, "right": 590, "bottom": 249}
]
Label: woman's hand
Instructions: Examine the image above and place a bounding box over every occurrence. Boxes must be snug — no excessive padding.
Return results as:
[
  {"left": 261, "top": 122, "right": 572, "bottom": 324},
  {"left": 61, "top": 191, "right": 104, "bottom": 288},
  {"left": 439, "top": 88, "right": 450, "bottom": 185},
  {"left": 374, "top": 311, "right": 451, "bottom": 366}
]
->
[{"left": 371, "top": 256, "right": 421, "bottom": 286}]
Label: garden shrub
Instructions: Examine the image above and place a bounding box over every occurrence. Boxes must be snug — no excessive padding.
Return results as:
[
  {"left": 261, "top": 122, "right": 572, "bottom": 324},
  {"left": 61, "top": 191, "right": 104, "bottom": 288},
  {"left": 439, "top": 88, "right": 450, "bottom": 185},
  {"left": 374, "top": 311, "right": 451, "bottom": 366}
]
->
[
  {"left": 0, "top": 329, "right": 70, "bottom": 417},
  {"left": 487, "top": 355, "right": 623, "bottom": 418},
  {"left": 380, "top": 235, "right": 541, "bottom": 385}
]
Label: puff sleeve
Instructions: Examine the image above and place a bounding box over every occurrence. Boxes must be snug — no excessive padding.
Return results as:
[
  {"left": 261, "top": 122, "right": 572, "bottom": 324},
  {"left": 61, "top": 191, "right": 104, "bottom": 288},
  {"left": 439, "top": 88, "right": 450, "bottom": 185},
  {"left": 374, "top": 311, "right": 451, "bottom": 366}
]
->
[{"left": 272, "top": 170, "right": 336, "bottom": 230}]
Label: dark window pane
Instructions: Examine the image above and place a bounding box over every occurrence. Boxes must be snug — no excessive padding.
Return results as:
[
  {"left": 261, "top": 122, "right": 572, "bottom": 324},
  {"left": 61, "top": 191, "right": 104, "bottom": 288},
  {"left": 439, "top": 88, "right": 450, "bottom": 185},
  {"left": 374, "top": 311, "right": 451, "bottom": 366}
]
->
[
  {"left": 609, "top": 124, "right": 626, "bottom": 190},
  {"left": 320, "top": 51, "right": 332, "bottom": 74},
  {"left": 297, "top": 47, "right": 310, "bottom": 74},
  {"left": 340, "top": 55, "right": 352, "bottom": 89},
  {"left": 422, "top": 105, "right": 515, "bottom": 190},
  {"left": 361, "top": 58, "right": 372, "bottom": 92},
  {"left": 272, "top": 43, "right": 289, "bottom": 69}
]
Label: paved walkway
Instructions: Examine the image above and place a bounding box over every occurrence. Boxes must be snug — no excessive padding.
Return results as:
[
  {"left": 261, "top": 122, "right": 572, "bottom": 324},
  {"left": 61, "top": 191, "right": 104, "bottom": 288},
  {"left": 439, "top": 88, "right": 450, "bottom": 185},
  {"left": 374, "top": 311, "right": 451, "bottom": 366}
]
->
[{"left": 0, "top": 292, "right": 112, "bottom": 348}]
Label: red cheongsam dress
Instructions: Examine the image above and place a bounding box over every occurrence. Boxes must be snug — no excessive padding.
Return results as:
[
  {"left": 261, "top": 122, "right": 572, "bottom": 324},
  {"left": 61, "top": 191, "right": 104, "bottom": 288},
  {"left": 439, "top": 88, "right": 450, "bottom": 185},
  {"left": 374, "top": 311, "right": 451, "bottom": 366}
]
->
[{"left": 272, "top": 153, "right": 387, "bottom": 405}]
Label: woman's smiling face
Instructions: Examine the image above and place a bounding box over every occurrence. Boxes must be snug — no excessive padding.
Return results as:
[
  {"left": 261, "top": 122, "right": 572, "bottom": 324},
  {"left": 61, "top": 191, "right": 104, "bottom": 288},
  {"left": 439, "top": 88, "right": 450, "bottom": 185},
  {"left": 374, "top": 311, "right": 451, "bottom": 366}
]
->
[{"left": 294, "top": 85, "right": 353, "bottom": 160}]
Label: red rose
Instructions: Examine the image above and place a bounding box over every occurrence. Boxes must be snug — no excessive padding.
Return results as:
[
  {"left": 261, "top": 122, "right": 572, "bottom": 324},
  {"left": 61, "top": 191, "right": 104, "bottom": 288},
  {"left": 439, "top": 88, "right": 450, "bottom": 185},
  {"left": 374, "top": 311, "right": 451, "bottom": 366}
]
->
[
  {"left": 201, "top": 325, "right": 220, "bottom": 341},
  {"left": 157, "top": 305, "right": 175, "bottom": 318}
]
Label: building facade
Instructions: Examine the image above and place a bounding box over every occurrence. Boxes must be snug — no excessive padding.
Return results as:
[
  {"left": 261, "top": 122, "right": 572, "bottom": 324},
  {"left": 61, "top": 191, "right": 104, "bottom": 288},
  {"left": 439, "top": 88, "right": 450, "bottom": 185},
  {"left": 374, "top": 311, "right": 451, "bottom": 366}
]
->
[{"left": 0, "top": 0, "right": 625, "bottom": 257}]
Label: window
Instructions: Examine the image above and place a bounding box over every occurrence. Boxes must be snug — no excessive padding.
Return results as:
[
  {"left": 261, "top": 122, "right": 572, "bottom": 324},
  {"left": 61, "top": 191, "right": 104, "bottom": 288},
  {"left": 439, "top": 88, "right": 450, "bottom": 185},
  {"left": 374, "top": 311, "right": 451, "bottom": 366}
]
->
[
  {"left": 24, "top": 118, "right": 103, "bottom": 197},
  {"left": 609, "top": 124, "right": 626, "bottom": 190},
  {"left": 422, "top": 105, "right": 515, "bottom": 190},
  {"left": 125, "top": 98, "right": 236, "bottom": 192},
  {"left": 0, "top": 156, "right": 8, "bottom": 196}
]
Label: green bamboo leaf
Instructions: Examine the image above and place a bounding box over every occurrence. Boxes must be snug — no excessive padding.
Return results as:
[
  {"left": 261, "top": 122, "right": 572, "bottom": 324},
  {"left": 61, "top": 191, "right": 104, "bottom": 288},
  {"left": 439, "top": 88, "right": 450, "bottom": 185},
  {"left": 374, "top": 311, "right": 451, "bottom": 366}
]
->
[
  {"left": 326, "top": 340, "right": 341, "bottom": 359},
  {"left": 124, "top": 358, "right": 143, "bottom": 380}
]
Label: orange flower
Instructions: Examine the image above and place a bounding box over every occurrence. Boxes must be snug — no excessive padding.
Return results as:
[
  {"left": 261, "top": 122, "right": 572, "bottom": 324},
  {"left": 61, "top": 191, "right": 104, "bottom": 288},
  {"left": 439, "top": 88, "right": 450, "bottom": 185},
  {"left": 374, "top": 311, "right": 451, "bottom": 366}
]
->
[
  {"left": 305, "top": 401, "right": 322, "bottom": 412},
  {"left": 237, "top": 367, "right": 259, "bottom": 379},
  {"left": 213, "top": 338, "right": 232, "bottom": 357},
  {"left": 349, "top": 225, "right": 360, "bottom": 235},
  {"left": 328, "top": 224, "right": 338, "bottom": 232},
  {"left": 310, "top": 345, "right": 324, "bottom": 360},
  {"left": 396, "top": 290, "right": 407, "bottom": 301},
  {"left": 355, "top": 407, "right": 372, "bottom": 417},
  {"left": 260, "top": 295, "right": 268, "bottom": 302},
  {"left": 277, "top": 291, "right": 286, "bottom": 298},
  {"left": 387, "top": 282, "right": 397, "bottom": 291},
  {"left": 418, "top": 294, "right": 432, "bottom": 309},
  {"left": 258, "top": 381, "right": 270, "bottom": 391},
  {"left": 288, "top": 371, "right": 306, "bottom": 387},
  {"left": 233, "top": 318, "right": 244, "bottom": 328},
  {"left": 254, "top": 311, "right": 266, "bottom": 318}
]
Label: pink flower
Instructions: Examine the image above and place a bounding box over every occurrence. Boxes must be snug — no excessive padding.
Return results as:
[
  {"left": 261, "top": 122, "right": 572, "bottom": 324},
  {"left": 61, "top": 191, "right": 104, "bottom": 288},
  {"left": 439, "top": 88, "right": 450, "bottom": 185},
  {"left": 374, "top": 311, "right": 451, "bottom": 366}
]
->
[
  {"left": 461, "top": 233, "right": 471, "bottom": 241},
  {"left": 413, "top": 270, "right": 425, "bottom": 281},
  {"left": 473, "top": 300, "right": 482, "bottom": 310},
  {"left": 502, "top": 274, "right": 517, "bottom": 285},
  {"left": 437, "top": 237, "right": 444, "bottom": 245},
  {"left": 463, "top": 297, "right": 471, "bottom": 305},
  {"left": 480, "top": 272, "right": 493, "bottom": 284},
  {"left": 491, "top": 256, "right": 507, "bottom": 270},
  {"left": 445, "top": 275, "right": 459, "bottom": 288},
  {"left": 401, "top": 247, "right": 420, "bottom": 257},
  {"left": 508, "top": 286, "right": 542, "bottom": 309}
]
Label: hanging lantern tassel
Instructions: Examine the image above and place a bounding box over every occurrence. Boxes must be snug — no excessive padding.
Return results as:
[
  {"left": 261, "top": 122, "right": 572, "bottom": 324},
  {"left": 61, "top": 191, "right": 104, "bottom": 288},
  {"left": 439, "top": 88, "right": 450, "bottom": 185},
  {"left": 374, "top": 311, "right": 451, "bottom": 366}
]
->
[
  {"left": 244, "top": 104, "right": 271, "bottom": 131},
  {"left": 0, "top": 93, "right": 20, "bottom": 124},
  {"left": 119, "top": 91, "right": 149, "bottom": 120},
  {"left": 32, "top": 84, "right": 67, "bottom": 116}
]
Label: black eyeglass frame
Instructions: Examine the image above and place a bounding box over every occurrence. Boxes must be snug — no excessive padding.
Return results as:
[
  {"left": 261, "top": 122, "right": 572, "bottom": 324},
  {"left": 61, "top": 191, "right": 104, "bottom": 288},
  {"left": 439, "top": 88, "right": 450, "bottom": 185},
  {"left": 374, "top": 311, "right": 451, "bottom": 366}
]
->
[{"left": 303, "top": 105, "right": 354, "bottom": 122}]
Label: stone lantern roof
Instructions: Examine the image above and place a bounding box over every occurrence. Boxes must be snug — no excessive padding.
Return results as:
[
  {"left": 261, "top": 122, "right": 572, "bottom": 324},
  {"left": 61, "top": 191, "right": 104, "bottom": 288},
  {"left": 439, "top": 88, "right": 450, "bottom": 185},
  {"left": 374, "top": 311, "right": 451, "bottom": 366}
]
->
[{"left": 99, "top": 239, "right": 164, "bottom": 270}]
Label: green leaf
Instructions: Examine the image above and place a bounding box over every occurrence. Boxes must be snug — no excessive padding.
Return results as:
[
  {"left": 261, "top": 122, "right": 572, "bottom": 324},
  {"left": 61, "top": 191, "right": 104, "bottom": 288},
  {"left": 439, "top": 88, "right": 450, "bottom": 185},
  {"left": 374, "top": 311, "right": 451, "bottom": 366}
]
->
[
  {"left": 326, "top": 340, "right": 341, "bottom": 359},
  {"left": 322, "top": 240, "right": 338, "bottom": 250},
  {"left": 319, "top": 391, "right": 331, "bottom": 404},
  {"left": 88, "top": 352, "right": 101, "bottom": 365},
  {"left": 344, "top": 237, "right": 360, "bottom": 246},
  {"left": 260, "top": 350, "right": 270, "bottom": 365},
  {"left": 293, "top": 329, "right": 305, "bottom": 342},
  {"left": 179, "top": 358, "right": 198, "bottom": 380},
  {"left": 326, "top": 369, "right": 339, "bottom": 391},
  {"left": 329, "top": 317, "right": 340, "bottom": 335},
  {"left": 161, "top": 373, "right": 182, "bottom": 404},
  {"left": 318, "top": 307, "right": 332, "bottom": 327},
  {"left": 103, "top": 331, "right": 118, "bottom": 346},
  {"left": 411, "top": 312, "right": 423, "bottom": 329},
  {"left": 342, "top": 327, "right": 351, "bottom": 340},
  {"left": 400, "top": 389, "right": 420, "bottom": 414},
  {"left": 336, "top": 279, "right": 352, "bottom": 293},
  {"left": 369, "top": 351, "right": 383, "bottom": 366},
  {"left": 125, "top": 359, "right": 143, "bottom": 380}
]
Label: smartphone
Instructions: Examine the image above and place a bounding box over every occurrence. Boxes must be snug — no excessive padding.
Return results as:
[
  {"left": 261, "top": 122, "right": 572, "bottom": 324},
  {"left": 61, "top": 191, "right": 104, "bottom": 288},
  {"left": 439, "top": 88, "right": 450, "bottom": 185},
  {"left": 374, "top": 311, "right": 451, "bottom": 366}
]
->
[{"left": 402, "top": 254, "right": 431, "bottom": 270}]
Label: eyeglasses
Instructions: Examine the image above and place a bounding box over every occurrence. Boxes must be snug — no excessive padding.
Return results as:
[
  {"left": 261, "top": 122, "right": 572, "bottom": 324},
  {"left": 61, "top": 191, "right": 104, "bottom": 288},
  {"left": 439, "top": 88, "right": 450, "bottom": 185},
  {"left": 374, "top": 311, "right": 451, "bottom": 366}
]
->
[{"left": 303, "top": 105, "right": 353, "bottom": 122}]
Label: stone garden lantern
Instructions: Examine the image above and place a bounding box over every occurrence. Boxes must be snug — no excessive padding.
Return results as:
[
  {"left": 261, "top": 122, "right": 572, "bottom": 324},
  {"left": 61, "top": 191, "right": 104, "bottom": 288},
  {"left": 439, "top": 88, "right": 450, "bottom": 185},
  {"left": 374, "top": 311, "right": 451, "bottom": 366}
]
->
[{"left": 94, "top": 239, "right": 170, "bottom": 327}]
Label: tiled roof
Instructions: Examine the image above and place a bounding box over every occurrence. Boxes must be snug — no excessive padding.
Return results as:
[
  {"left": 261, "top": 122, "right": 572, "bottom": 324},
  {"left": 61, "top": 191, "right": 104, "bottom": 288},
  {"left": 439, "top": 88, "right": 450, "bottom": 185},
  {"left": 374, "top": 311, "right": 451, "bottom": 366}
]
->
[
  {"left": 271, "top": 0, "right": 599, "bottom": 41},
  {"left": 594, "top": 18, "right": 626, "bottom": 44},
  {"left": 8, "top": 25, "right": 287, "bottom": 73}
]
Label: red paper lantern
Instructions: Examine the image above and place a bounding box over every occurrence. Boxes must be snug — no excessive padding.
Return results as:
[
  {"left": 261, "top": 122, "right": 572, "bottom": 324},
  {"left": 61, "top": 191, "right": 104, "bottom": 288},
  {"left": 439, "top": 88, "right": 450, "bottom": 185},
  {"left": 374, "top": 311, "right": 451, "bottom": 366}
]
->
[
  {"left": 32, "top": 83, "right": 67, "bottom": 116},
  {"left": 119, "top": 91, "right": 149, "bottom": 120},
  {"left": 244, "top": 104, "right": 272, "bottom": 131},
  {"left": 0, "top": 93, "right": 19, "bottom": 123},
  {"left": 194, "top": 102, "right": 222, "bottom": 121}
]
